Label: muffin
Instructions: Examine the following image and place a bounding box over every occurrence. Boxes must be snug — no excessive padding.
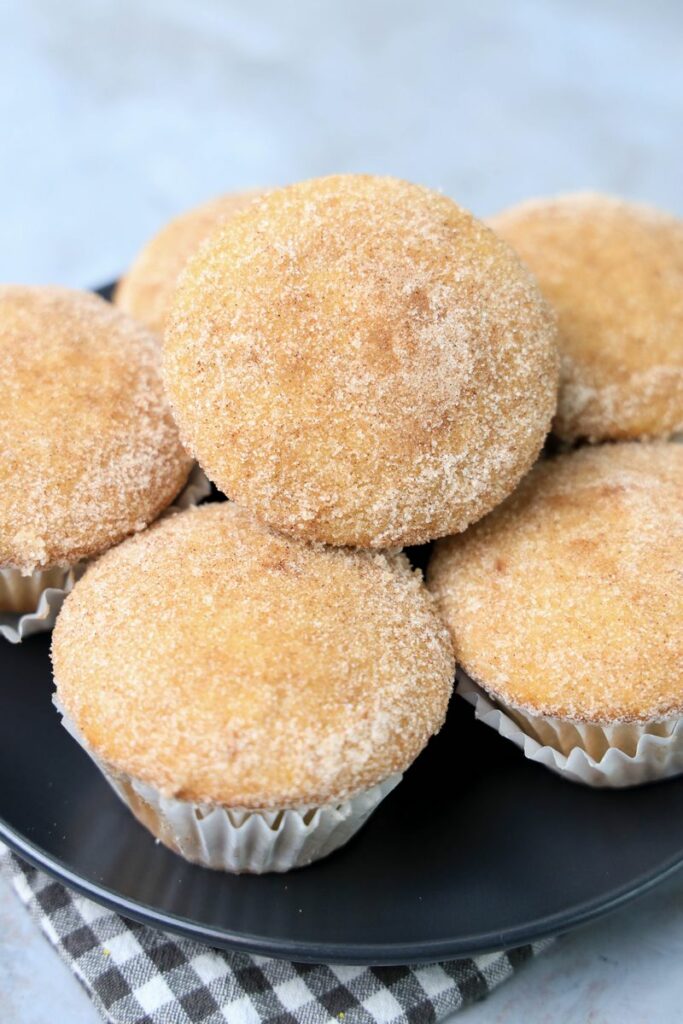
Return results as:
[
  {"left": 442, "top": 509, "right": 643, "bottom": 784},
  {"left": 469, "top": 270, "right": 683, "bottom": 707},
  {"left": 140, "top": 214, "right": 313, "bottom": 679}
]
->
[
  {"left": 489, "top": 193, "right": 683, "bottom": 443},
  {"left": 0, "top": 286, "right": 191, "bottom": 631},
  {"left": 114, "top": 190, "right": 265, "bottom": 335},
  {"left": 52, "top": 503, "right": 454, "bottom": 872},
  {"left": 428, "top": 442, "right": 683, "bottom": 787},
  {"left": 164, "top": 174, "right": 558, "bottom": 549}
]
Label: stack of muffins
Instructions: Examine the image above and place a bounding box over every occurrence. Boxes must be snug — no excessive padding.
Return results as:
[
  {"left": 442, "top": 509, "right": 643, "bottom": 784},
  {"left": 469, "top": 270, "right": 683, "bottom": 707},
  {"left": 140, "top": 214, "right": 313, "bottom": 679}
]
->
[{"left": 2, "top": 176, "right": 682, "bottom": 873}]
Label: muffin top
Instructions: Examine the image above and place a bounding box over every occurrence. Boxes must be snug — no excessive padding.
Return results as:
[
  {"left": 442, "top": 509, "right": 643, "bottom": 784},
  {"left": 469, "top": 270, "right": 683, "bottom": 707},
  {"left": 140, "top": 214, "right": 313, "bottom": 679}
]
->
[
  {"left": 489, "top": 192, "right": 683, "bottom": 442},
  {"left": 52, "top": 502, "right": 454, "bottom": 808},
  {"left": 114, "top": 190, "right": 264, "bottom": 335},
  {"left": 428, "top": 443, "right": 683, "bottom": 724},
  {"left": 0, "top": 286, "right": 191, "bottom": 574},
  {"left": 164, "top": 174, "right": 558, "bottom": 549}
]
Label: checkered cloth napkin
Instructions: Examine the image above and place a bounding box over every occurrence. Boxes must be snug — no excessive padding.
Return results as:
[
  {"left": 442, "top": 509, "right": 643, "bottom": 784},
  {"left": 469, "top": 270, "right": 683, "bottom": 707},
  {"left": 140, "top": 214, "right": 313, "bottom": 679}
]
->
[{"left": 1, "top": 847, "right": 551, "bottom": 1024}]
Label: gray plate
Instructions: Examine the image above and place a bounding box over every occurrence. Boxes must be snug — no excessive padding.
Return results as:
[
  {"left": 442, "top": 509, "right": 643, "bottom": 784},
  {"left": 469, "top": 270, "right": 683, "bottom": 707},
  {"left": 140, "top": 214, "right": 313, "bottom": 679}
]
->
[{"left": 2, "top": 280, "right": 682, "bottom": 963}]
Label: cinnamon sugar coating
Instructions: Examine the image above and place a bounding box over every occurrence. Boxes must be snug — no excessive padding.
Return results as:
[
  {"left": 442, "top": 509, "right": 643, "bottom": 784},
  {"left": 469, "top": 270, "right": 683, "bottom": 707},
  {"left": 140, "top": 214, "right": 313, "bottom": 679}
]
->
[
  {"left": 489, "top": 193, "right": 683, "bottom": 442},
  {"left": 164, "top": 175, "right": 558, "bottom": 548},
  {"left": 428, "top": 443, "right": 683, "bottom": 723},
  {"left": 52, "top": 503, "right": 454, "bottom": 808},
  {"left": 115, "top": 190, "right": 265, "bottom": 335},
  {"left": 0, "top": 286, "right": 191, "bottom": 574}
]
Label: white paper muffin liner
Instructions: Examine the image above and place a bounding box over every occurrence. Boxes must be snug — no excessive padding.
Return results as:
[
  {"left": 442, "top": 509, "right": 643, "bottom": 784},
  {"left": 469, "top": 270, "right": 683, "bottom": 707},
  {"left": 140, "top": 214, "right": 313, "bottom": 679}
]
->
[
  {"left": 55, "top": 701, "right": 401, "bottom": 873},
  {"left": 164, "top": 463, "right": 212, "bottom": 513},
  {"left": 457, "top": 672, "right": 683, "bottom": 788},
  {"left": 0, "top": 465, "right": 211, "bottom": 645},
  {"left": 0, "top": 565, "right": 84, "bottom": 644}
]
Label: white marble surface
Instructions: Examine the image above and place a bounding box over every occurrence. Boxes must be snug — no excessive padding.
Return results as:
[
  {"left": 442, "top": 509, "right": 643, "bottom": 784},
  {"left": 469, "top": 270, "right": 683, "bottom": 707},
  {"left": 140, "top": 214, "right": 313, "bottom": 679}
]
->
[
  {"left": 2, "top": 1, "right": 683, "bottom": 1021},
  {"left": 2, "top": 0, "right": 682, "bottom": 290},
  {"left": 0, "top": 872, "right": 96, "bottom": 1024}
]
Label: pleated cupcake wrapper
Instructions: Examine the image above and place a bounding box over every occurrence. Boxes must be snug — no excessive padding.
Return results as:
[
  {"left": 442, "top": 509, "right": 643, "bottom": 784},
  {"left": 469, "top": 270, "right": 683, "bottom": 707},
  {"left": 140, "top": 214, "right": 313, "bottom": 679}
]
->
[
  {"left": 0, "top": 465, "right": 211, "bottom": 644},
  {"left": 0, "top": 564, "right": 84, "bottom": 644},
  {"left": 55, "top": 700, "right": 401, "bottom": 873},
  {"left": 164, "top": 463, "right": 212, "bottom": 513},
  {"left": 457, "top": 671, "right": 683, "bottom": 788},
  {"left": 105, "top": 772, "right": 401, "bottom": 873}
]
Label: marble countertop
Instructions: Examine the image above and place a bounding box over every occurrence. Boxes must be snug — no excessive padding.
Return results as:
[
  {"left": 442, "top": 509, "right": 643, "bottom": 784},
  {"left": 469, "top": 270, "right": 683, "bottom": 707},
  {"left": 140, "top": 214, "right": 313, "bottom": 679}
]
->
[
  {"left": 2, "top": 0, "right": 682, "bottom": 290},
  {"left": 2, "top": 1, "right": 682, "bottom": 1020}
]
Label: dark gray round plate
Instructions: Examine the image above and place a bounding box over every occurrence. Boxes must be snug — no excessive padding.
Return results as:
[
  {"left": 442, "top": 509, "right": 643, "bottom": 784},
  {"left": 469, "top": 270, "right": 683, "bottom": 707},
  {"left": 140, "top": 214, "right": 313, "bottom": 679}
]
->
[
  {"left": 2, "top": 281, "right": 682, "bottom": 963},
  {"left": 2, "top": 630, "right": 683, "bottom": 964}
]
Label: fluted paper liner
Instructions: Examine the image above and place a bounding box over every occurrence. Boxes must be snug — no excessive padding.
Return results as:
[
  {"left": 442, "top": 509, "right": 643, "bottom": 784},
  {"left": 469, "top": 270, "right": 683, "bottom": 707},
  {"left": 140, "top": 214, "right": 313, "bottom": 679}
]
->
[
  {"left": 0, "top": 465, "right": 210, "bottom": 644},
  {"left": 458, "top": 671, "right": 683, "bottom": 787},
  {"left": 0, "top": 565, "right": 83, "bottom": 644},
  {"left": 164, "top": 463, "right": 212, "bottom": 513},
  {"left": 55, "top": 700, "right": 401, "bottom": 873}
]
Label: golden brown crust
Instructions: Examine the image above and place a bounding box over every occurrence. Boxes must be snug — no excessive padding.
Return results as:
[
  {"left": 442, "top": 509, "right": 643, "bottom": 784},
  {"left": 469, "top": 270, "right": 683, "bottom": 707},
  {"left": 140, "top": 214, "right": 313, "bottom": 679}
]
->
[
  {"left": 52, "top": 503, "right": 454, "bottom": 808},
  {"left": 428, "top": 442, "right": 683, "bottom": 724},
  {"left": 164, "top": 174, "right": 558, "bottom": 549},
  {"left": 489, "top": 193, "right": 683, "bottom": 442},
  {"left": 0, "top": 286, "right": 191, "bottom": 573},
  {"left": 114, "top": 190, "right": 265, "bottom": 335}
]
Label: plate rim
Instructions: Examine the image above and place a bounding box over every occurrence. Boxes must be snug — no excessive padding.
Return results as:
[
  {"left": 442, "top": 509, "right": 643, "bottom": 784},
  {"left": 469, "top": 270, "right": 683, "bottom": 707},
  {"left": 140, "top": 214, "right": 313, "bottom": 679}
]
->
[{"left": 3, "top": 814, "right": 683, "bottom": 965}]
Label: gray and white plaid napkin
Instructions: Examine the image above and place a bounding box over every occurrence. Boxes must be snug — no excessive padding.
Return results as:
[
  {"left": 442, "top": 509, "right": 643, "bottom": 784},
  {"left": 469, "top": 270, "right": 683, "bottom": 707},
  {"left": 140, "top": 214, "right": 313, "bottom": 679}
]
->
[{"left": 1, "top": 847, "right": 551, "bottom": 1024}]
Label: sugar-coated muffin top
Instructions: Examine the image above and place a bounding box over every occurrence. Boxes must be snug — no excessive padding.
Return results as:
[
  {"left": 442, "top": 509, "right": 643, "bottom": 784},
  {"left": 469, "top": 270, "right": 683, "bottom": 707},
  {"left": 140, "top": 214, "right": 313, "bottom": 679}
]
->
[
  {"left": 164, "top": 174, "right": 558, "bottom": 549},
  {"left": 490, "top": 192, "right": 683, "bottom": 442},
  {"left": 0, "top": 286, "right": 191, "bottom": 574},
  {"left": 114, "top": 190, "right": 265, "bottom": 335},
  {"left": 52, "top": 502, "right": 454, "bottom": 808},
  {"left": 429, "top": 442, "right": 683, "bottom": 723}
]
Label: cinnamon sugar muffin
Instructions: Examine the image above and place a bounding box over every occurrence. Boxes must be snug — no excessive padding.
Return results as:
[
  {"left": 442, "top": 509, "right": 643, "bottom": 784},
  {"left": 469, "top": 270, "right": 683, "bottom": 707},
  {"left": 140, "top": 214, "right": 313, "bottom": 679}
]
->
[
  {"left": 0, "top": 286, "right": 191, "bottom": 620},
  {"left": 52, "top": 502, "right": 454, "bottom": 872},
  {"left": 489, "top": 193, "right": 683, "bottom": 442},
  {"left": 428, "top": 442, "right": 683, "bottom": 787},
  {"left": 164, "top": 174, "right": 558, "bottom": 549},
  {"left": 114, "top": 190, "right": 265, "bottom": 335}
]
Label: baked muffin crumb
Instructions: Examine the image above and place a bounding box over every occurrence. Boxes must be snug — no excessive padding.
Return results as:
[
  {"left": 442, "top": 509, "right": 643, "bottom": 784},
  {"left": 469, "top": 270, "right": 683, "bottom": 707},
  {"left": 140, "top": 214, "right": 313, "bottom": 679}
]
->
[
  {"left": 0, "top": 286, "right": 191, "bottom": 573},
  {"left": 164, "top": 174, "right": 558, "bottom": 548},
  {"left": 429, "top": 442, "right": 683, "bottom": 723},
  {"left": 53, "top": 503, "right": 454, "bottom": 808}
]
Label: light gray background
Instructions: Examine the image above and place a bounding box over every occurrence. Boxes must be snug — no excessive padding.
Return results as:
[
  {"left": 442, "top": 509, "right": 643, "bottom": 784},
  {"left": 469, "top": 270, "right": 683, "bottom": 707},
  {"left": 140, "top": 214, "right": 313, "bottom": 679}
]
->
[{"left": 2, "top": 1, "right": 683, "bottom": 1021}]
